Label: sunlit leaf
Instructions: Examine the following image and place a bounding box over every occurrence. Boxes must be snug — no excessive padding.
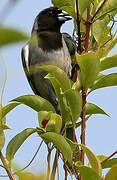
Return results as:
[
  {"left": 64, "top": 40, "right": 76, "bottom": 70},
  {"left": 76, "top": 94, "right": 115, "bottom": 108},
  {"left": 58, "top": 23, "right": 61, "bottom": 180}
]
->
[
  {"left": 52, "top": 0, "right": 75, "bottom": 17},
  {"left": 0, "top": 27, "right": 29, "bottom": 47},
  {"left": 2, "top": 95, "right": 55, "bottom": 119},
  {"left": 97, "top": 155, "right": 107, "bottom": 162},
  {"left": 38, "top": 65, "right": 71, "bottom": 91},
  {"left": 46, "top": 75, "right": 71, "bottom": 123},
  {"left": 6, "top": 128, "right": 37, "bottom": 161},
  {"left": 105, "top": 164, "right": 117, "bottom": 180},
  {"left": 41, "top": 132, "right": 73, "bottom": 164},
  {"left": 86, "top": 103, "right": 109, "bottom": 116},
  {"left": 80, "top": 144, "right": 102, "bottom": 175},
  {"left": 96, "top": 38, "right": 117, "bottom": 58},
  {"left": 16, "top": 171, "right": 46, "bottom": 180},
  {"left": 64, "top": 89, "right": 82, "bottom": 123},
  {"left": 93, "top": 18, "right": 111, "bottom": 47},
  {"left": 102, "top": 158, "right": 117, "bottom": 169},
  {"left": 79, "top": 0, "right": 93, "bottom": 15},
  {"left": 91, "top": 73, "right": 117, "bottom": 91},
  {"left": 78, "top": 166, "right": 101, "bottom": 180},
  {"left": 76, "top": 52, "right": 100, "bottom": 88},
  {"left": 100, "top": 55, "right": 117, "bottom": 71},
  {"left": 1, "top": 101, "right": 21, "bottom": 119}
]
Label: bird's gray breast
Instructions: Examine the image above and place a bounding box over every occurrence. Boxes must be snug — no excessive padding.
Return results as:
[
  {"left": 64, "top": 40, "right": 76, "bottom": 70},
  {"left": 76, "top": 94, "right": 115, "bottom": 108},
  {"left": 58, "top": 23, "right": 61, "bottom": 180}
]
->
[{"left": 28, "top": 37, "right": 72, "bottom": 76}]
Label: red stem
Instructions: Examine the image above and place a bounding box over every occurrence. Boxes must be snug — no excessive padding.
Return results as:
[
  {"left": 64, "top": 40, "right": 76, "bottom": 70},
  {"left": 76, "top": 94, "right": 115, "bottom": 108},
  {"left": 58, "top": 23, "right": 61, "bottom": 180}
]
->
[{"left": 80, "top": 88, "right": 87, "bottom": 164}]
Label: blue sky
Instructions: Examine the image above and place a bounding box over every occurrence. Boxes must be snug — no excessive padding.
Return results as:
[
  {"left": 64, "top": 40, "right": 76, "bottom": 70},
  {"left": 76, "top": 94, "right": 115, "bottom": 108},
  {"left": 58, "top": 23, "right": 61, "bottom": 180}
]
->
[{"left": 0, "top": 0, "right": 117, "bottom": 179}]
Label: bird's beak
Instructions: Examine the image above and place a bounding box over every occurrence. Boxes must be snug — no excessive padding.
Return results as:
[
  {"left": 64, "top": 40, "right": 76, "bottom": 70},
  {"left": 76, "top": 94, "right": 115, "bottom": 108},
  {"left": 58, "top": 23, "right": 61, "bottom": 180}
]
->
[{"left": 58, "top": 11, "right": 72, "bottom": 22}]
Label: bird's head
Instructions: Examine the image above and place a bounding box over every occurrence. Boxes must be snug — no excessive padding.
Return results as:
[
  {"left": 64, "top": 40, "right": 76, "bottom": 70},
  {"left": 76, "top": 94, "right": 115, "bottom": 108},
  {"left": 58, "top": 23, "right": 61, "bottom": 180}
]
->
[{"left": 32, "top": 6, "right": 72, "bottom": 33}]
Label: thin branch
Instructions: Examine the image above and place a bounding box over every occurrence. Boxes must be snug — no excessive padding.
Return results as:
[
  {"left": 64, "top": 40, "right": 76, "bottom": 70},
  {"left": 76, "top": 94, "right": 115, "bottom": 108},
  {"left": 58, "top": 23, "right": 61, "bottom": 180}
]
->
[
  {"left": 15, "top": 140, "right": 43, "bottom": 174},
  {"left": 101, "top": 150, "right": 117, "bottom": 165},
  {"left": 0, "top": 141, "right": 43, "bottom": 178},
  {"left": 93, "top": 8, "right": 117, "bottom": 22},
  {"left": 100, "top": 14, "right": 116, "bottom": 48},
  {"left": 0, "top": 164, "right": 6, "bottom": 170},
  {"left": 75, "top": 0, "right": 82, "bottom": 53},
  {"left": 47, "top": 146, "right": 51, "bottom": 179},
  {"left": 91, "top": 0, "right": 108, "bottom": 22},
  {"left": 50, "top": 150, "right": 58, "bottom": 180},
  {"left": 84, "top": 6, "right": 91, "bottom": 50},
  {"left": 0, "top": 151, "right": 15, "bottom": 180}
]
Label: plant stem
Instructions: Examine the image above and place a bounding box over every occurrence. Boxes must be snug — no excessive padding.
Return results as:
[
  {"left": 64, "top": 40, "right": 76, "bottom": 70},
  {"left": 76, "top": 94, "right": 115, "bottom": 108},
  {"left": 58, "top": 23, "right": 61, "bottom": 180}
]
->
[
  {"left": 50, "top": 150, "right": 58, "bottom": 180},
  {"left": 0, "top": 151, "right": 15, "bottom": 180},
  {"left": 47, "top": 148, "right": 51, "bottom": 179},
  {"left": 84, "top": 6, "right": 91, "bottom": 50},
  {"left": 75, "top": 0, "right": 82, "bottom": 53},
  {"left": 101, "top": 150, "right": 117, "bottom": 165},
  {"left": 80, "top": 88, "right": 87, "bottom": 164}
]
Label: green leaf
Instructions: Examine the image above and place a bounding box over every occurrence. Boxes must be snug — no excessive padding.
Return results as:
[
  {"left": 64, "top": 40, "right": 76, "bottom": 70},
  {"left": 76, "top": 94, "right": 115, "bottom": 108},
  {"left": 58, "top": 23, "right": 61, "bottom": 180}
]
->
[
  {"left": 96, "top": 38, "right": 117, "bottom": 58},
  {"left": 80, "top": 144, "right": 102, "bottom": 175},
  {"left": 39, "top": 65, "right": 71, "bottom": 91},
  {"left": 0, "top": 131, "right": 5, "bottom": 150},
  {"left": 102, "top": 158, "right": 117, "bottom": 169},
  {"left": 78, "top": 166, "right": 101, "bottom": 180},
  {"left": 64, "top": 89, "right": 82, "bottom": 123},
  {"left": 1, "top": 101, "right": 21, "bottom": 119},
  {"left": 6, "top": 128, "right": 37, "bottom": 161},
  {"left": 105, "top": 164, "right": 117, "bottom": 180},
  {"left": 0, "top": 27, "right": 29, "bottom": 47},
  {"left": 76, "top": 52, "right": 100, "bottom": 88},
  {"left": 52, "top": 0, "right": 75, "bottom": 17},
  {"left": 86, "top": 103, "right": 109, "bottom": 116},
  {"left": 79, "top": 0, "right": 93, "bottom": 15},
  {"left": 97, "top": 155, "right": 107, "bottom": 162},
  {"left": 93, "top": 18, "right": 111, "bottom": 47},
  {"left": 41, "top": 132, "right": 73, "bottom": 164},
  {"left": 91, "top": 73, "right": 117, "bottom": 91},
  {"left": 100, "top": 55, "right": 117, "bottom": 71},
  {"left": 2, "top": 95, "right": 55, "bottom": 119},
  {"left": 46, "top": 75, "right": 71, "bottom": 123}
]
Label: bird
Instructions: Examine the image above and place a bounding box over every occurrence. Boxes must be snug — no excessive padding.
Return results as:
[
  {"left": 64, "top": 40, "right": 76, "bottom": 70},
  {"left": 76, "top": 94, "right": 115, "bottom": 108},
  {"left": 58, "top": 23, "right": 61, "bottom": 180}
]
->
[{"left": 21, "top": 6, "right": 76, "bottom": 114}]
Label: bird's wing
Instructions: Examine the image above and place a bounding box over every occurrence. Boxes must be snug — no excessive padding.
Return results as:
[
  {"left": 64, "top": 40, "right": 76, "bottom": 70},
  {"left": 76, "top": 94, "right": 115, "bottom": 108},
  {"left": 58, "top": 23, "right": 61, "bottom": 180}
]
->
[
  {"left": 21, "top": 44, "right": 60, "bottom": 113},
  {"left": 62, "top": 32, "right": 76, "bottom": 56},
  {"left": 62, "top": 33, "right": 79, "bottom": 82},
  {"left": 21, "top": 44, "right": 40, "bottom": 95}
]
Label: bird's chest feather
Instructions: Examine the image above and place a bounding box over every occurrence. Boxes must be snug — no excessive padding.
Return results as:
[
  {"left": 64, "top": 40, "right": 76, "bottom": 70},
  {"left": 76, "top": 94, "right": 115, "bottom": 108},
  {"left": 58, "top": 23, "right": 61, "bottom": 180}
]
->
[{"left": 29, "top": 37, "right": 72, "bottom": 74}]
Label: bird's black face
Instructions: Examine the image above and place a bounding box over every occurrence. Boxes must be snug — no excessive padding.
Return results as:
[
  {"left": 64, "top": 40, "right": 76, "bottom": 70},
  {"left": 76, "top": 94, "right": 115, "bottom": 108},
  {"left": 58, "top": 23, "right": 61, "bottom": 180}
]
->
[{"left": 35, "top": 7, "right": 72, "bottom": 32}]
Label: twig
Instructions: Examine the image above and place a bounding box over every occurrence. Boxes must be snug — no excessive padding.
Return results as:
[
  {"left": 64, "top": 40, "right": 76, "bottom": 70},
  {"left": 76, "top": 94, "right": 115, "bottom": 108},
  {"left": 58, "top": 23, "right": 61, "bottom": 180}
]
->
[
  {"left": 15, "top": 140, "right": 43, "bottom": 174},
  {"left": 75, "top": 0, "right": 82, "bottom": 53},
  {"left": 100, "top": 14, "right": 116, "bottom": 48},
  {"left": 80, "top": 88, "right": 87, "bottom": 164},
  {"left": 47, "top": 146, "right": 51, "bottom": 179},
  {"left": 93, "top": 8, "right": 117, "bottom": 22},
  {"left": 91, "top": 0, "right": 108, "bottom": 22},
  {"left": 50, "top": 150, "right": 58, "bottom": 180},
  {"left": 0, "top": 141, "right": 43, "bottom": 178},
  {"left": 101, "top": 150, "right": 117, "bottom": 165},
  {"left": 0, "top": 164, "right": 6, "bottom": 170},
  {"left": 0, "top": 151, "right": 15, "bottom": 180}
]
